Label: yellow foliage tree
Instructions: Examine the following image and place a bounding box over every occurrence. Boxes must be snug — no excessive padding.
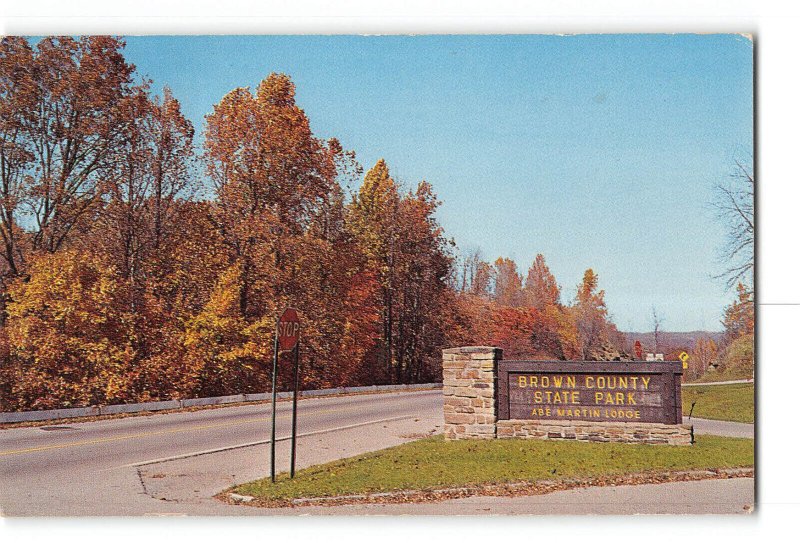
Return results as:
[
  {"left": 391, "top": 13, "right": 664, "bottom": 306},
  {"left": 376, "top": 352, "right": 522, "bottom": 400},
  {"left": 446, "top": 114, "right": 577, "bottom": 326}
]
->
[{"left": 4, "top": 251, "right": 136, "bottom": 409}]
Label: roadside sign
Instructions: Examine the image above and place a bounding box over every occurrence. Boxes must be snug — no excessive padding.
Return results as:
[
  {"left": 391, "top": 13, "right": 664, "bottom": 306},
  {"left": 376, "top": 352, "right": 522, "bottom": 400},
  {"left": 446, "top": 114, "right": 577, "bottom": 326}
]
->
[
  {"left": 271, "top": 307, "right": 302, "bottom": 483},
  {"left": 634, "top": 340, "right": 642, "bottom": 360},
  {"left": 679, "top": 351, "right": 689, "bottom": 369},
  {"left": 277, "top": 308, "right": 301, "bottom": 351}
]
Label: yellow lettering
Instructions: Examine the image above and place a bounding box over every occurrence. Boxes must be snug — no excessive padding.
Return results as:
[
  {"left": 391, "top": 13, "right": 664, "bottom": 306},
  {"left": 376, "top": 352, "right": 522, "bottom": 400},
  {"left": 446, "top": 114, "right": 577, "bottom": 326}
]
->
[
  {"left": 642, "top": 376, "right": 651, "bottom": 389},
  {"left": 630, "top": 376, "right": 638, "bottom": 389},
  {"left": 586, "top": 376, "right": 595, "bottom": 388},
  {"left": 567, "top": 376, "right": 576, "bottom": 388},
  {"left": 553, "top": 376, "right": 563, "bottom": 388},
  {"left": 552, "top": 392, "right": 562, "bottom": 404},
  {"left": 594, "top": 392, "right": 603, "bottom": 404},
  {"left": 530, "top": 376, "right": 538, "bottom": 388},
  {"left": 618, "top": 377, "right": 628, "bottom": 389},
  {"left": 597, "top": 376, "right": 606, "bottom": 389},
  {"left": 518, "top": 375, "right": 527, "bottom": 388},
  {"left": 605, "top": 392, "right": 614, "bottom": 404},
  {"left": 615, "top": 392, "right": 625, "bottom": 405},
  {"left": 571, "top": 391, "right": 580, "bottom": 403},
  {"left": 541, "top": 376, "right": 550, "bottom": 388},
  {"left": 534, "top": 391, "right": 543, "bottom": 403},
  {"left": 627, "top": 392, "right": 636, "bottom": 405}
]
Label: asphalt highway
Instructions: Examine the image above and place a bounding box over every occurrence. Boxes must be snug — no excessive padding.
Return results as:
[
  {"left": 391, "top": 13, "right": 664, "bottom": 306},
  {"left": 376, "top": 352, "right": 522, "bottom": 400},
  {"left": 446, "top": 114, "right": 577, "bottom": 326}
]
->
[
  {"left": 0, "top": 390, "right": 754, "bottom": 516},
  {"left": 0, "top": 390, "right": 444, "bottom": 516}
]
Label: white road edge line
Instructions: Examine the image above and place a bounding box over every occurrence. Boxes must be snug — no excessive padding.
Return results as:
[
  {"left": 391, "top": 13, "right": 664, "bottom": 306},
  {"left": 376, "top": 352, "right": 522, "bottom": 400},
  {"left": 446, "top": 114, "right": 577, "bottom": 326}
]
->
[{"left": 109, "top": 414, "right": 418, "bottom": 470}]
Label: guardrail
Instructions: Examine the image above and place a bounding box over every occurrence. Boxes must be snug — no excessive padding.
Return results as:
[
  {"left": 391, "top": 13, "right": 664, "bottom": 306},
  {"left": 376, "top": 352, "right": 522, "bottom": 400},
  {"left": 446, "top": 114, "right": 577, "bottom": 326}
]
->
[
  {"left": 0, "top": 383, "right": 442, "bottom": 424},
  {"left": 681, "top": 379, "right": 753, "bottom": 387}
]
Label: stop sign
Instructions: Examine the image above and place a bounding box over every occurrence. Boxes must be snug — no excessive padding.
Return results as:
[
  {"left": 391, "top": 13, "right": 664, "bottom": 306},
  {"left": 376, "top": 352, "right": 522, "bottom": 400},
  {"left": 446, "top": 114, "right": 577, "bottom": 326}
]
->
[{"left": 277, "top": 307, "right": 300, "bottom": 351}]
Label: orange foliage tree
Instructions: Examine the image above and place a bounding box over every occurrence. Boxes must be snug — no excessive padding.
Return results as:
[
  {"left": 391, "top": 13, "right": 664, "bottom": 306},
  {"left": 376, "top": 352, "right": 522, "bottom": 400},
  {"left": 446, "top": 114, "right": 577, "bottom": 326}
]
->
[{"left": 0, "top": 37, "right": 635, "bottom": 411}]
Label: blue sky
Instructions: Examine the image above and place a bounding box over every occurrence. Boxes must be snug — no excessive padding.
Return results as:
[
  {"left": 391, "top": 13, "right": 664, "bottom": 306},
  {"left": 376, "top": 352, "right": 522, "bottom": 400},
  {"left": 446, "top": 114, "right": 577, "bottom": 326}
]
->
[{"left": 120, "top": 34, "right": 753, "bottom": 333}]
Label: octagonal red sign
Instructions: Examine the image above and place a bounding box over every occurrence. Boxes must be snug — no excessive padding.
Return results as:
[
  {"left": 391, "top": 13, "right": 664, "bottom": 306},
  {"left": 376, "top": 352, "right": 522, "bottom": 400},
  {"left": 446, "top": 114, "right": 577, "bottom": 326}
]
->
[{"left": 277, "top": 307, "right": 301, "bottom": 351}]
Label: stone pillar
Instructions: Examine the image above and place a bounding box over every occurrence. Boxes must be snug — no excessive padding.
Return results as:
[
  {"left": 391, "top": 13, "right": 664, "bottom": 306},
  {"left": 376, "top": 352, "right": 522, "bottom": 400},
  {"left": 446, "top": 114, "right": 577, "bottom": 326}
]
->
[{"left": 442, "top": 346, "right": 501, "bottom": 439}]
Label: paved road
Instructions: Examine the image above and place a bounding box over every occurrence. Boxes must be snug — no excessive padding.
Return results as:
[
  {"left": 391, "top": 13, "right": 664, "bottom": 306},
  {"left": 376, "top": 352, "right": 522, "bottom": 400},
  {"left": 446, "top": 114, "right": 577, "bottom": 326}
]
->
[
  {"left": 685, "top": 417, "right": 755, "bottom": 439},
  {"left": 0, "top": 391, "right": 754, "bottom": 516},
  {"left": 0, "top": 390, "right": 443, "bottom": 516}
]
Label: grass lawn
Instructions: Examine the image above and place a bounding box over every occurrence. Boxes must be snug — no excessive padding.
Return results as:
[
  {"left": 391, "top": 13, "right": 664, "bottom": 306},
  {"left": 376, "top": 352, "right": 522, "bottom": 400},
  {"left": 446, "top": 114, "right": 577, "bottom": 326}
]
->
[
  {"left": 232, "top": 434, "right": 753, "bottom": 503},
  {"left": 682, "top": 383, "right": 754, "bottom": 424}
]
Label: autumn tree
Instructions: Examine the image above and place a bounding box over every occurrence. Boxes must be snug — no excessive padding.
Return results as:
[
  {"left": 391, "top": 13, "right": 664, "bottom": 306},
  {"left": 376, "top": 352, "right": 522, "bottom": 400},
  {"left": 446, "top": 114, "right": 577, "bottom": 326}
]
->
[
  {"left": 716, "top": 285, "right": 754, "bottom": 379},
  {"left": 0, "top": 37, "right": 206, "bottom": 406},
  {"left": 573, "top": 269, "right": 610, "bottom": 359},
  {"left": 455, "top": 249, "right": 496, "bottom": 299},
  {"left": 204, "top": 74, "right": 339, "bottom": 320},
  {"left": 523, "top": 254, "right": 560, "bottom": 310},
  {"left": 493, "top": 257, "right": 523, "bottom": 307},
  {"left": 688, "top": 336, "right": 718, "bottom": 380},
  {"left": 712, "top": 159, "right": 754, "bottom": 381},
  {"left": 94, "top": 86, "right": 196, "bottom": 308},
  {"left": 0, "top": 37, "right": 34, "bottom": 285},
  {"left": 722, "top": 282, "right": 755, "bottom": 343},
  {"left": 20, "top": 37, "right": 137, "bottom": 255},
  {"left": 203, "top": 73, "right": 382, "bottom": 391},
  {"left": 0, "top": 38, "right": 649, "bottom": 408},
  {"left": 348, "top": 160, "right": 456, "bottom": 383},
  {"left": 391, "top": 181, "right": 457, "bottom": 382},
  {"left": 0, "top": 35, "right": 139, "bottom": 334},
  {"left": 3, "top": 250, "right": 137, "bottom": 410},
  {"left": 472, "top": 260, "right": 495, "bottom": 297},
  {"left": 456, "top": 249, "right": 486, "bottom": 294},
  {"left": 347, "top": 159, "right": 400, "bottom": 380}
]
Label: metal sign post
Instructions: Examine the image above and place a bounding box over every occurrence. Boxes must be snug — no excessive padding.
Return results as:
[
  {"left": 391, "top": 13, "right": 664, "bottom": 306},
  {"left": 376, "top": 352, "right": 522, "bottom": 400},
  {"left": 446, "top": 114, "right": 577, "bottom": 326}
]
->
[
  {"left": 270, "top": 308, "right": 301, "bottom": 484},
  {"left": 290, "top": 341, "right": 300, "bottom": 478},
  {"left": 269, "top": 330, "right": 279, "bottom": 483}
]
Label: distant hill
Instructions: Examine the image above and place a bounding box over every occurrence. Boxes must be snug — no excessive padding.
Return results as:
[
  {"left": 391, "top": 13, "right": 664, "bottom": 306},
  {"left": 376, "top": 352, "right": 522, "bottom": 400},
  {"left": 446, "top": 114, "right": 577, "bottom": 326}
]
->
[{"left": 624, "top": 331, "right": 724, "bottom": 353}]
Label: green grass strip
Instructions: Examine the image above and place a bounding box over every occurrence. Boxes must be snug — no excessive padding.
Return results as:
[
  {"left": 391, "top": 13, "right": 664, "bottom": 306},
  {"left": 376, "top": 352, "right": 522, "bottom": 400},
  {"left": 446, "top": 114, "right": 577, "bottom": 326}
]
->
[
  {"left": 234, "top": 434, "right": 753, "bottom": 502},
  {"left": 682, "top": 383, "right": 754, "bottom": 423}
]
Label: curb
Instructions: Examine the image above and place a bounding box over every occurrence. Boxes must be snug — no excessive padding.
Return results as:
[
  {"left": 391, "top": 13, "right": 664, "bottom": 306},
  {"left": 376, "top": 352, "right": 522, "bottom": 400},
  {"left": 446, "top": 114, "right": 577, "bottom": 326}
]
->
[{"left": 232, "top": 467, "right": 755, "bottom": 509}]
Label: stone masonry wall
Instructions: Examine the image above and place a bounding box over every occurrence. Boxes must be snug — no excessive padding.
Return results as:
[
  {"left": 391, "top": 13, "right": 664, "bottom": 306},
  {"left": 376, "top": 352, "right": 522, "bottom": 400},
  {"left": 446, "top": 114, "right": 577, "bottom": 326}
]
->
[
  {"left": 496, "top": 419, "right": 693, "bottom": 445},
  {"left": 442, "top": 346, "right": 501, "bottom": 439},
  {"left": 442, "top": 346, "right": 692, "bottom": 445}
]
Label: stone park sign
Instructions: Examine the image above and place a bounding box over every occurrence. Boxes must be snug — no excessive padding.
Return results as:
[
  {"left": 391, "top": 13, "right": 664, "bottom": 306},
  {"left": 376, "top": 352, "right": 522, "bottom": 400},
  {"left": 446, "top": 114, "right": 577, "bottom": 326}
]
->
[
  {"left": 443, "top": 346, "right": 692, "bottom": 445},
  {"left": 499, "top": 360, "right": 682, "bottom": 424}
]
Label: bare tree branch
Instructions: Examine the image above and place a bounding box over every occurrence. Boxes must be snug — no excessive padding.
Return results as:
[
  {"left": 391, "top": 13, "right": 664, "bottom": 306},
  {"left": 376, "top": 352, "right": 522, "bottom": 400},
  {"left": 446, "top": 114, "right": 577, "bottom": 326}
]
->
[{"left": 713, "top": 159, "right": 754, "bottom": 291}]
